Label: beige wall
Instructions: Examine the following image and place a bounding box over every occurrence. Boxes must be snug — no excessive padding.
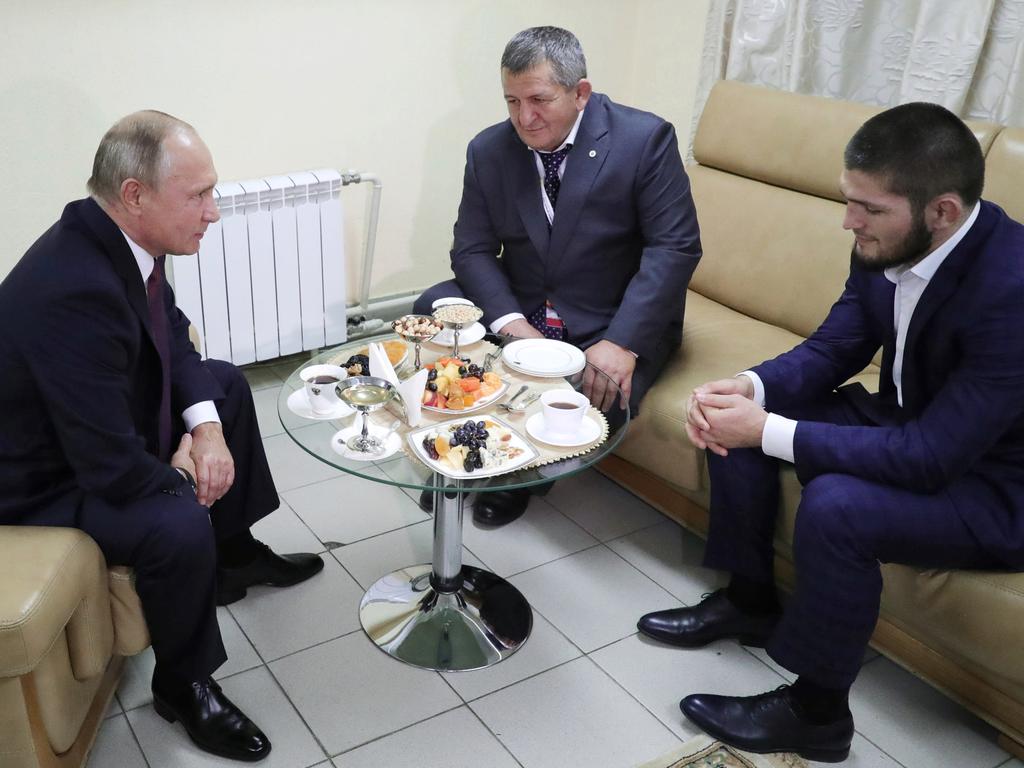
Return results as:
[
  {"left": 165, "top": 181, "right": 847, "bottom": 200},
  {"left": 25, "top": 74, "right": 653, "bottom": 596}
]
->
[{"left": 0, "top": 0, "right": 709, "bottom": 301}]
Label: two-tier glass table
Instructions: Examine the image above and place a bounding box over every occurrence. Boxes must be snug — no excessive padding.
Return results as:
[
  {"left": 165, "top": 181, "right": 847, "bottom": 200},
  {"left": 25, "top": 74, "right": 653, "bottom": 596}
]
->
[{"left": 278, "top": 333, "right": 629, "bottom": 672}]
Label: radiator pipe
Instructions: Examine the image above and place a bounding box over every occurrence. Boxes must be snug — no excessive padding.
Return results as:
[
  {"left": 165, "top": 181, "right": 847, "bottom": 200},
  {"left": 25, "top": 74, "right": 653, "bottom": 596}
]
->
[{"left": 340, "top": 170, "right": 383, "bottom": 316}]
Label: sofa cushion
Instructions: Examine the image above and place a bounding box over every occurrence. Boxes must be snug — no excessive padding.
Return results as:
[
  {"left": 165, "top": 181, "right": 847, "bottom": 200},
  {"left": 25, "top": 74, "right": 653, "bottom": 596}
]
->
[
  {"left": 693, "top": 80, "right": 1002, "bottom": 204},
  {"left": 615, "top": 292, "right": 808, "bottom": 490},
  {"left": 880, "top": 565, "right": 1024, "bottom": 699},
  {"left": 108, "top": 566, "right": 150, "bottom": 656},
  {"left": 0, "top": 527, "right": 112, "bottom": 680},
  {"left": 983, "top": 127, "right": 1024, "bottom": 224},
  {"left": 688, "top": 164, "right": 856, "bottom": 342}
]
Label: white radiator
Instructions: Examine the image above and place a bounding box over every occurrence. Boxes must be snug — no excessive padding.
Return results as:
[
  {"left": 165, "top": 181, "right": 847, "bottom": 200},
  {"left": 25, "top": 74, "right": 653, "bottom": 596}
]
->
[{"left": 170, "top": 169, "right": 347, "bottom": 364}]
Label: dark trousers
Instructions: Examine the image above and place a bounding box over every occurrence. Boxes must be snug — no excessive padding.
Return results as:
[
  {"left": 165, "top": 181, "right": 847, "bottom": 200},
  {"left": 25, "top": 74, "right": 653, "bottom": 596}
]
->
[
  {"left": 703, "top": 392, "right": 999, "bottom": 688},
  {"left": 413, "top": 279, "right": 671, "bottom": 416},
  {"left": 20, "top": 359, "right": 278, "bottom": 684}
]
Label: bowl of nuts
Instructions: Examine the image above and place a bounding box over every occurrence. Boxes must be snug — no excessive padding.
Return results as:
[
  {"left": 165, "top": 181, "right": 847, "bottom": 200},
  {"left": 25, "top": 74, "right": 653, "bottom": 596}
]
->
[{"left": 391, "top": 314, "right": 444, "bottom": 370}]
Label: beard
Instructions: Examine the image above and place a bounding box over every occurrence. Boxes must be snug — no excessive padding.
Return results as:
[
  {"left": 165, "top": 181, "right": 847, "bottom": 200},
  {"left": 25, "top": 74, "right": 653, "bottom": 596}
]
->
[{"left": 851, "top": 212, "right": 933, "bottom": 272}]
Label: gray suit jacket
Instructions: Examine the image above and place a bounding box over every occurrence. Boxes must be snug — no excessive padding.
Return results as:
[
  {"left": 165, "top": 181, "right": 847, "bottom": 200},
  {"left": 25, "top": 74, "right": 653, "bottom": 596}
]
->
[{"left": 450, "top": 92, "right": 701, "bottom": 362}]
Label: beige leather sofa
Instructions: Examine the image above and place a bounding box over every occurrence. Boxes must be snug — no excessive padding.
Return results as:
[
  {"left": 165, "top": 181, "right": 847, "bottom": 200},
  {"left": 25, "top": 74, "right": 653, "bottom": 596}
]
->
[
  {"left": 602, "top": 80, "right": 1024, "bottom": 757},
  {"left": 0, "top": 527, "right": 148, "bottom": 767}
]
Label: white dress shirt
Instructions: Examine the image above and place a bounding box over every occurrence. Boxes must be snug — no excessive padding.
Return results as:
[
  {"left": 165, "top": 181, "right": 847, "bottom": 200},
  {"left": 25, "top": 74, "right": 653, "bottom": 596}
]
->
[
  {"left": 490, "top": 109, "right": 586, "bottom": 334},
  {"left": 121, "top": 231, "right": 220, "bottom": 432},
  {"left": 743, "top": 203, "right": 980, "bottom": 463}
]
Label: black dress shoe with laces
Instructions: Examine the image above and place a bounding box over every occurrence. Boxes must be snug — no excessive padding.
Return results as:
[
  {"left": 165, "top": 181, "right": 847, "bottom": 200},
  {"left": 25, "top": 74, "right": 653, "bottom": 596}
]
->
[
  {"left": 637, "top": 589, "right": 779, "bottom": 648},
  {"left": 217, "top": 542, "right": 324, "bottom": 606},
  {"left": 680, "top": 686, "right": 854, "bottom": 763},
  {"left": 153, "top": 677, "right": 271, "bottom": 762},
  {"left": 473, "top": 488, "right": 530, "bottom": 526}
]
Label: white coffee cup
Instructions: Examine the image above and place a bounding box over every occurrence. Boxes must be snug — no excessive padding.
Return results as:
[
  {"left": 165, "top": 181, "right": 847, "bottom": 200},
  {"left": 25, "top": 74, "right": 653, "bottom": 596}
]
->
[
  {"left": 540, "top": 390, "right": 590, "bottom": 437},
  {"left": 300, "top": 364, "right": 347, "bottom": 415}
]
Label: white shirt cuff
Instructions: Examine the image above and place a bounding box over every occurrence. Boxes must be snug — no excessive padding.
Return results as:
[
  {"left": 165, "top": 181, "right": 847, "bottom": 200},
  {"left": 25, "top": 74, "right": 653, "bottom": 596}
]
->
[
  {"left": 491, "top": 312, "right": 525, "bottom": 334},
  {"left": 183, "top": 401, "right": 221, "bottom": 432},
  {"left": 761, "top": 412, "right": 797, "bottom": 463},
  {"left": 737, "top": 371, "right": 766, "bottom": 407}
]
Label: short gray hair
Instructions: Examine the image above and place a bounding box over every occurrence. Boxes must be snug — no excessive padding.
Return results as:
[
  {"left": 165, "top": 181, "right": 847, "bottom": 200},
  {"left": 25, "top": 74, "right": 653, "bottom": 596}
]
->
[
  {"left": 501, "top": 26, "right": 587, "bottom": 89},
  {"left": 87, "top": 110, "right": 195, "bottom": 204}
]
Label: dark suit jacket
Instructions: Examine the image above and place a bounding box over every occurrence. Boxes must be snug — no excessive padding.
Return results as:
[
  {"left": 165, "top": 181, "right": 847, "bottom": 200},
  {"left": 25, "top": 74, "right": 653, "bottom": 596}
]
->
[
  {"left": 752, "top": 201, "right": 1024, "bottom": 566},
  {"left": 449, "top": 92, "right": 702, "bottom": 361},
  {"left": 0, "top": 198, "right": 222, "bottom": 521}
]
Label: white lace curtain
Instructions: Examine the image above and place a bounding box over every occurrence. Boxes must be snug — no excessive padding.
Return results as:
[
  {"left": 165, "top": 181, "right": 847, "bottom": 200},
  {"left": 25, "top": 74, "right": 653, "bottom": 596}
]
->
[{"left": 692, "top": 0, "right": 1024, "bottom": 147}]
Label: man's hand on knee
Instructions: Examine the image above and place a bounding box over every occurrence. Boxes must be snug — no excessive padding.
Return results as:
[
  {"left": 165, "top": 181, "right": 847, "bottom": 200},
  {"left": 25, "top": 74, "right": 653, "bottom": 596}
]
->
[
  {"left": 190, "top": 422, "right": 235, "bottom": 506},
  {"left": 170, "top": 433, "right": 198, "bottom": 488}
]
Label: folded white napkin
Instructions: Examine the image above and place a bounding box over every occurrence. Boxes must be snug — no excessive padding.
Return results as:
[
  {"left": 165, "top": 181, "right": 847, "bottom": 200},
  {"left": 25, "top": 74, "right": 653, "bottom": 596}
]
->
[{"left": 368, "top": 342, "right": 427, "bottom": 426}]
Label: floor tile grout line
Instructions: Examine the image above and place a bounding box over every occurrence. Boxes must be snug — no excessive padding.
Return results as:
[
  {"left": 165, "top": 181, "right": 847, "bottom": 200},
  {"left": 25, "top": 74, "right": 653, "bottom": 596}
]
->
[
  {"left": 118, "top": 710, "right": 155, "bottom": 768},
  {"left": 321, "top": 701, "right": 466, "bottom": 759},
  {"left": 462, "top": 702, "right": 528, "bottom": 768},
  {"left": 256, "top": 655, "right": 333, "bottom": 764}
]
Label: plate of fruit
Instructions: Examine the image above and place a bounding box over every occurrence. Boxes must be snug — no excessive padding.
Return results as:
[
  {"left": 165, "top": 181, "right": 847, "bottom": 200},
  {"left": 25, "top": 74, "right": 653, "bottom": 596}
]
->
[
  {"left": 420, "top": 356, "right": 508, "bottom": 412},
  {"left": 409, "top": 416, "right": 539, "bottom": 479}
]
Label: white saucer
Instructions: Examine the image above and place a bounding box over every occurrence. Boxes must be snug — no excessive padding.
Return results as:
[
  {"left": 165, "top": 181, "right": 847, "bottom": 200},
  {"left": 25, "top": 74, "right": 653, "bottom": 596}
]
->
[
  {"left": 286, "top": 389, "right": 355, "bottom": 420},
  {"left": 331, "top": 425, "right": 402, "bottom": 462},
  {"left": 525, "top": 412, "right": 601, "bottom": 448},
  {"left": 430, "top": 322, "right": 486, "bottom": 348}
]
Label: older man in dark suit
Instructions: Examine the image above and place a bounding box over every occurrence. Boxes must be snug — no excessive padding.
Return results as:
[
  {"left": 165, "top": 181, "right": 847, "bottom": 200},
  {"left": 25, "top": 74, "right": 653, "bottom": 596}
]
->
[
  {"left": 415, "top": 26, "right": 702, "bottom": 525},
  {"left": 0, "top": 111, "right": 325, "bottom": 762},
  {"left": 637, "top": 103, "right": 1024, "bottom": 763}
]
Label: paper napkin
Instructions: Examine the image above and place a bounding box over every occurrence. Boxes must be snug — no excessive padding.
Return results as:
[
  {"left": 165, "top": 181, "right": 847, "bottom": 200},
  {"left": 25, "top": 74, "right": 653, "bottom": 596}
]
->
[{"left": 368, "top": 342, "right": 428, "bottom": 426}]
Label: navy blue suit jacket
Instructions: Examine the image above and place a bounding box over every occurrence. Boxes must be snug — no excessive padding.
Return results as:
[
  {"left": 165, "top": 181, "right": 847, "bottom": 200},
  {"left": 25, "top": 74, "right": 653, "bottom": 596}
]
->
[
  {"left": 0, "top": 198, "right": 222, "bottom": 520},
  {"left": 449, "top": 93, "right": 702, "bottom": 360},
  {"left": 753, "top": 201, "right": 1024, "bottom": 566}
]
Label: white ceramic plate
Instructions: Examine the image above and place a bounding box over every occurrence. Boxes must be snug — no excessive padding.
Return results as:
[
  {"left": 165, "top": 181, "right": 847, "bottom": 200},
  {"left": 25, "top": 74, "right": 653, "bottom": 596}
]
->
[
  {"left": 429, "top": 322, "right": 486, "bottom": 348},
  {"left": 286, "top": 389, "right": 355, "bottom": 420},
  {"left": 421, "top": 379, "right": 509, "bottom": 414},
  {"left": 330, "top": 425, "right": 402, "bottom": 462},
  {"left": 408, "top": 415, "right": 538, "bottom": 479},
  {"left": 524, "top": 411, "right": 602, "bottom": 448},
  {"left": 502, "top": 339, "right": 586, "bottom": 377}
]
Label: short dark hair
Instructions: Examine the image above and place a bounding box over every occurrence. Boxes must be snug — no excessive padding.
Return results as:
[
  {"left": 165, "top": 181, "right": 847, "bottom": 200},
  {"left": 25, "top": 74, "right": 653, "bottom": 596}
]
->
[
  {"left": 844, "top": 102, "right": 984, "bottom": 213},
  {"left": 501, "top": 26, "right": 587, "bottom": 88}
]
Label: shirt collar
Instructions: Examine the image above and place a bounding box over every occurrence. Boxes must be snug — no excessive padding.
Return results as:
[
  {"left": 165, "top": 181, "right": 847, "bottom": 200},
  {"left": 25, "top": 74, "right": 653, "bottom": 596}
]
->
[
  {"left": 119, "top": 229, "right": 158, "bottom": 284},
  {"left": 884, "top": 202, "right": 980, "bottom": 283},
  {"left": 537, "top": 108, "right": 585, "bottom": 155}
]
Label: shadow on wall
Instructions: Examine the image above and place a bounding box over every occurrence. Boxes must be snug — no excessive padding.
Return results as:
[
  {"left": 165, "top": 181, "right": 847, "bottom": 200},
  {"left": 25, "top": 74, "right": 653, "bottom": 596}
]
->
[
  {"left": 0, "top": 80, "right": 108, "bottom": 263},
  {"left": 401, "top": 8, "right": 514, "bottom": 300}
]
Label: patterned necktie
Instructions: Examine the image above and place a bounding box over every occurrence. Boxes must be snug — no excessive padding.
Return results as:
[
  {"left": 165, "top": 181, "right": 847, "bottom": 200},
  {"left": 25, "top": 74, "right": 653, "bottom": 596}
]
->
[
  {"left": 540, "top": 144, "right": 572, "bottom": 209},
  {"left": 526, "top": 300, "right": 568, "bottom": 341},
  {"left": 146, "top": 256, "right": 172, "bottom": 460}
]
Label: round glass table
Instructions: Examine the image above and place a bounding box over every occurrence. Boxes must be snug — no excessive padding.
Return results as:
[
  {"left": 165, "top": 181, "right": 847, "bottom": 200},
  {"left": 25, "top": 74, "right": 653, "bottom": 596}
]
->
[{"left": 278, "top": 333, "right": 629, "bottom": 672}]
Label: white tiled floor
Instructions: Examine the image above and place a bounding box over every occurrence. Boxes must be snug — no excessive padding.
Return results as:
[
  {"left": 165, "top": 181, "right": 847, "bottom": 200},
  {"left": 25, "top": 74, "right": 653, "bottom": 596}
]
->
[{"left": 88, "top": 365, "right": 1020, "bottom": 768}]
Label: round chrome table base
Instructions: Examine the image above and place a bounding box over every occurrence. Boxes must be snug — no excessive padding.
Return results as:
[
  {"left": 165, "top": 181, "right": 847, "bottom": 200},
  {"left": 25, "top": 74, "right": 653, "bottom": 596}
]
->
[{"left": 359, "top": 563, "right": 532, "bottom": 671}]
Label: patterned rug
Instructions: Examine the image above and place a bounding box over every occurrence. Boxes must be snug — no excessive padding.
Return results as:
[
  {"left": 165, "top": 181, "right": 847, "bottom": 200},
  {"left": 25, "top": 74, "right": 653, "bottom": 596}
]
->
[{"left": 639, "top": 734, "right": 807, "bottom": 768}]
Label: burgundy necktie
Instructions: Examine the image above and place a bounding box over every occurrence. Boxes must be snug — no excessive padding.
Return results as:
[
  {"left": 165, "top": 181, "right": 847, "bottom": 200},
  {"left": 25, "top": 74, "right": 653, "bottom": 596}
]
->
[{"left": 146, "top": 256, "right": 172, "bottom": 460}]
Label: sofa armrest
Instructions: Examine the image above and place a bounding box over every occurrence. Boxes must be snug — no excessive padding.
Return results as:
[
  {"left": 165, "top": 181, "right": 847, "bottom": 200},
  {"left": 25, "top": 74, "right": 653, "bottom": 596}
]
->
[{"left": 0, "top": 527, "right": 113, "bottom": 681}]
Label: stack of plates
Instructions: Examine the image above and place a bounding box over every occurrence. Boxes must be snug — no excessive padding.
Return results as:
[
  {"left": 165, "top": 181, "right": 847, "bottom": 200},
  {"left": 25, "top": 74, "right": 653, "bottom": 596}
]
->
[{"left": 502, "top": 339, "right": 586, "bottom": 377}]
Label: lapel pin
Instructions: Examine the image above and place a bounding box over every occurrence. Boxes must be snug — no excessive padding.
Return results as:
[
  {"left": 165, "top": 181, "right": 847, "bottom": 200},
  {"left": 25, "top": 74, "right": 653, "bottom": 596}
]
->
[{"left": 588, "top": 150, "right": 597, "bottom": 158}]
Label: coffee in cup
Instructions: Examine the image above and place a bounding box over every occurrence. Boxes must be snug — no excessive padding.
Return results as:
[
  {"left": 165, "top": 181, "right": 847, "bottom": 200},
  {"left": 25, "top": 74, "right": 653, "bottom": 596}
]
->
[
  {"left": 300, "top": 364, "right": 348, "bottom": 415},
  {"left": 540, "top": 389, "right": 590, "bottom": 437}
]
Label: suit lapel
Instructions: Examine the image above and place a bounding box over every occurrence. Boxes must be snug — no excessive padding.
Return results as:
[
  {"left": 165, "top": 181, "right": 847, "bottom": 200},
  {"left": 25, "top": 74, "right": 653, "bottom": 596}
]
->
[
  {"left": 507, "top": 130, "right": 550, "bottom": 258},
  {"left": 548, "top": 98, "right": 610, "bottom": 261},
  {"left": 902, "top": 202, "right": 997, "bottom": 404},
  {"left": 72, "top": 198, "right": 157, "bottom": 345}
]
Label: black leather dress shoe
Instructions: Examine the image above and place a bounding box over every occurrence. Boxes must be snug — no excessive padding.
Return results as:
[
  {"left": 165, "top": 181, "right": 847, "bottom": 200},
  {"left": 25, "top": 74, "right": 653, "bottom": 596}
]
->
[
  {"left": 153, "top": 677, "right": 271, "bottom": 762},
  {"left": 680, "top": 686, "right": 853, "bottom": 763},
  {"left": 637, "top": 590, "right": 779, "bottom": 648},
  {"left": 473, "top": 488, "right": 530, "bottom": 526},
  {"left": 217, "top": 542, "right": 324, "bottom": 605}
]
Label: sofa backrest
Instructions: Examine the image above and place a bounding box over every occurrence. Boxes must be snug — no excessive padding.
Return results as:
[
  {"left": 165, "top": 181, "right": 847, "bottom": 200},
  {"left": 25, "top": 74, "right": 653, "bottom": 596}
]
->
[
  {"left": 984, "top": 127, "right": 1024, "bottom": 223},
  {"left": 687, "top": 80, "right": 1003, "bottom": 341}
]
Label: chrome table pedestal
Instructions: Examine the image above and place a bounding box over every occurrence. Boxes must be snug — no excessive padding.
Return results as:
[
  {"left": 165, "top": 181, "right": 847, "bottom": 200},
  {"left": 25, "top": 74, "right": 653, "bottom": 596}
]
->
[{"left": 358, "top": 475, "right": 533, "bottom": 671}]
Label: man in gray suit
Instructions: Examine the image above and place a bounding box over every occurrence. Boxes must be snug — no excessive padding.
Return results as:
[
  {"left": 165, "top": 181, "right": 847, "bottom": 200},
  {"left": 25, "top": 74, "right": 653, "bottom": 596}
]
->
[{"left": 415, "top": 26, "right": 702, "bottom": 525}]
